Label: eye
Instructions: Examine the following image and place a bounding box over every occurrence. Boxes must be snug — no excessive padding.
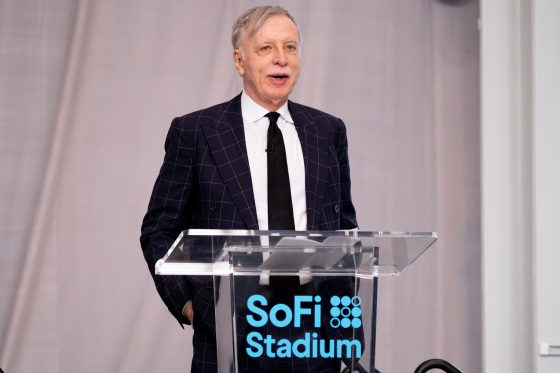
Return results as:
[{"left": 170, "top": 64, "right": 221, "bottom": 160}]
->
[{"left": 285, "top": 44, "right": 298, "bottom": 52}]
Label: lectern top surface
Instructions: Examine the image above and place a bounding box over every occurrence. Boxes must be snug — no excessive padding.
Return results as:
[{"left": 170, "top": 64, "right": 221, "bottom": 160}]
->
[{"left": 155, "top": 229, "right": 437, "bottom": 278}]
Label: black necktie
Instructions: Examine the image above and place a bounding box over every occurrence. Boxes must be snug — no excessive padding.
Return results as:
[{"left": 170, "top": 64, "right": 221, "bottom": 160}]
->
[
  {"left": 266, "top": 112, "right": 295, "bottom": 230},
  {"left": 265, "top": 112, "right": 299, "bottom": 290}
]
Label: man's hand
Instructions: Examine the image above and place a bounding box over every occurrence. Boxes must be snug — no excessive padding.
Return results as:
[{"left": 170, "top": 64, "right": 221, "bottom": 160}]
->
[{"left": 182, "top": 300, "right": 194, "bottom": 324}]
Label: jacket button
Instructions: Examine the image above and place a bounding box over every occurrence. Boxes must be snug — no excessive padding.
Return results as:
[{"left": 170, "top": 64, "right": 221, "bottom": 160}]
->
[
  {"left": 334, "top": 204, "right": 340, "bottom": 213},
  {"left": 210, "top": 206, "right": 218, "bottom": 214},
  {"left": 204, "top": 282, "right": 213, "bottom": 289}
]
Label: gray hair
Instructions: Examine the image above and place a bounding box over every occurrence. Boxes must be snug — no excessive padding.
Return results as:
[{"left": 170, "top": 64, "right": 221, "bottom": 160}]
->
[{"left": 231, "top": 5, "right": 301, "bottom": 50}]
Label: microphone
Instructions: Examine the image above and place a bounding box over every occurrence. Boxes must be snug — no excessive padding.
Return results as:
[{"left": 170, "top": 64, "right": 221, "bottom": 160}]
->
[{"left": 265, "top": 145, "right": 274, "bottom": 153}]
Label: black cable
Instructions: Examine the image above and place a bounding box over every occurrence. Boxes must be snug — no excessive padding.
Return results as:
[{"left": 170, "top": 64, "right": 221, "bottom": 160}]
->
[{"left": 414, "top": 358, "right": 463, "bottom": 373}]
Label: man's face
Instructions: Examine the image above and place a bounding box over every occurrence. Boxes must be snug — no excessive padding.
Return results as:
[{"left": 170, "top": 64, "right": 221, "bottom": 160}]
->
[{"left": 234, "top": 15, "right": 300, "bottom": 111}]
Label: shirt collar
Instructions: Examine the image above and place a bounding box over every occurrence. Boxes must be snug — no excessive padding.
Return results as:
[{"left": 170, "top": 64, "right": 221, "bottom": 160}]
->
[{"left": 241, "top": 91, "right": 294, "bottom": 124}]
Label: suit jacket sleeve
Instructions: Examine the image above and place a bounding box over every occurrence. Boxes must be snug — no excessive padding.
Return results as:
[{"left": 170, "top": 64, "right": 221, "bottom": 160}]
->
[
  {"left": 335, "top": 118, "right": 358, "bottom": 230},
  {"left": 140, "top": 117, "right": 195, "bottom": 326}
]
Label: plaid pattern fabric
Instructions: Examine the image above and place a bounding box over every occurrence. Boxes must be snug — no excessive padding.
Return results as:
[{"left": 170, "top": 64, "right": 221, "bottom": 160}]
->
[
  {"left": 287, "top": 101, "right": 357, "bottom": 231},
  {"left": 140, "top": 93, "right": 357, "bottom": 372}
]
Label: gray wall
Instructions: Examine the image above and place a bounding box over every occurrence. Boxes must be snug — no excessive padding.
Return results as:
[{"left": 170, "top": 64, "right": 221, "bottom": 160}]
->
[{"left": 481, "top": 1, "right": 560, "bottom": 372}]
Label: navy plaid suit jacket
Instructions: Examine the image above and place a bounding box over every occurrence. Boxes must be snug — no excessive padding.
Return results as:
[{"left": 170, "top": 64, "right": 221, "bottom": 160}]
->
[{"left": 140, "top": 93, "right": 357, "bottom": 371}]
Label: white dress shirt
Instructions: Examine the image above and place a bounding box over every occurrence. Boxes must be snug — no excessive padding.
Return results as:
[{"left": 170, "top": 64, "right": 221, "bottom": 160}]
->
[{"left": 241, "top": 91, "right": 307, "bottom": 231}]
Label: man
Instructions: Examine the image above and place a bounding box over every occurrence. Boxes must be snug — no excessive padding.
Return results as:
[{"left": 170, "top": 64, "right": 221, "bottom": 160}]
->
[{"left": 140, "top": 5, "right": 357, "bottom": 372}]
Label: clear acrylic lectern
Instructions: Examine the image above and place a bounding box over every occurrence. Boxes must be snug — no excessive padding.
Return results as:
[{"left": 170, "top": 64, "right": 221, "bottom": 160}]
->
[{"left": 156, "top": 229, "right": 437, "bottom": 373}]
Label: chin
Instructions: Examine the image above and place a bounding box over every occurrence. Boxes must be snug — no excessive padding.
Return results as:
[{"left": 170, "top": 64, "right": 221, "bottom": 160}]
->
[{"left": 269, "top": 90, "right": 292, "bottom": 102}]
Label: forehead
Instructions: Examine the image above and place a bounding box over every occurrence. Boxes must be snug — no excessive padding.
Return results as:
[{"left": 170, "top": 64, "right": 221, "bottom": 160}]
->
[{"left": 246, "top": 15, "right": 298, "bottom": 42}]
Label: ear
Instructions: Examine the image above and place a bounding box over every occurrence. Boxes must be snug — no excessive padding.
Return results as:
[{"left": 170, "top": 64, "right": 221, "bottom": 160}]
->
[{"left": 233, "top": 49, "right": 245, "bottom": 76}]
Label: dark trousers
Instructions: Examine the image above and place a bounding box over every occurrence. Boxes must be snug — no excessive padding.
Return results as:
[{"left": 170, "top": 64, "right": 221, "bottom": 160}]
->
[{"left": 191, "top": 276, "right": 359, "bottom": 373}]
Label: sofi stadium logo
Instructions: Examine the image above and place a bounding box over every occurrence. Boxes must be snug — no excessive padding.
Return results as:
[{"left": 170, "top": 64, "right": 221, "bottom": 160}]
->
[{"left": 245, "top": 294, "right": 363, "bottom": 359}]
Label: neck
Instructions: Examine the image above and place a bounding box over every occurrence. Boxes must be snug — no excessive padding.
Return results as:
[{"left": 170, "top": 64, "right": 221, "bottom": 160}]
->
[{"left": 243, "top": 91, "right": 287, "bottom": 112}]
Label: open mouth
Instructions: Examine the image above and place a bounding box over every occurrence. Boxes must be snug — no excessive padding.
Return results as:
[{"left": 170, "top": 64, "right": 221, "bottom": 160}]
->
[{"left": 268, "top": 73, "right": 289, "bottom": 85}]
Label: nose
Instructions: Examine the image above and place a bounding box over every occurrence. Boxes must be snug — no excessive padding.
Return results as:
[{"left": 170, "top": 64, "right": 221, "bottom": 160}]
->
[{"left": 272, "top": 47, "right": 288, "bottom": 66}]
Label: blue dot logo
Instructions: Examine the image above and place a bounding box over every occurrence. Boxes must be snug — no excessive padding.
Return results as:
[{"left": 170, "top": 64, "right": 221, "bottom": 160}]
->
[{"left": 329, "top": 295, "right": 362, "bottom": 329}]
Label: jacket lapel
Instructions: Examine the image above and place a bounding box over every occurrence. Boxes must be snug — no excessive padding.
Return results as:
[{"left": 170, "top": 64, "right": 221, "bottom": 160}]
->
[
  {"left": 201, "top": 94, "right": 259, "bottom": 229},
  {"left": 289, "top": 101, "right": 328, "bottom": 230}
]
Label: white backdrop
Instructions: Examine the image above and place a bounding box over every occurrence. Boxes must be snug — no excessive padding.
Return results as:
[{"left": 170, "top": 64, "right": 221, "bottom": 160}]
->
[{"left": 0, "top": 1, "right": 480, "bottom": 372}]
